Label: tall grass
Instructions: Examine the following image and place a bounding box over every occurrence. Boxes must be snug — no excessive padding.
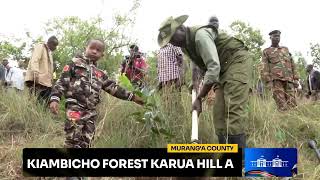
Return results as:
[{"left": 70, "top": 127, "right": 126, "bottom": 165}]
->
[{"left": 0, "top": 86, "right": 319, "bottom": 179}]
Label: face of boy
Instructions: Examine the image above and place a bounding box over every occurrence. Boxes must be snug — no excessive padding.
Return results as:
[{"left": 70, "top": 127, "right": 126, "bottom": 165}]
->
[{"left": 85, "top": 40, "right": 104, "bottom": 61}]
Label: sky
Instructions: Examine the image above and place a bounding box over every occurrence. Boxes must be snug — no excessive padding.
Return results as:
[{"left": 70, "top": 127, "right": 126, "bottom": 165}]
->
[{"left": 1, "top": 0, "right": 320, "bottom": 64}]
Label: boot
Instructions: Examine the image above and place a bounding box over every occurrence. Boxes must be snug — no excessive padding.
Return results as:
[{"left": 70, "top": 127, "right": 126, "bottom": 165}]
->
[
  {"left": 228, "top": 134, "right": 246, "bottom": 148},
  {"left": 228, "top": 134, "right": 246, "bottom": 179}
]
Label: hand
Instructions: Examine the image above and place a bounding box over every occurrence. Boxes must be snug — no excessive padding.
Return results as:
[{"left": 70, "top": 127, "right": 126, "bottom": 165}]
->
[
  {"left": 132, "top": 95, "right": 144, "bottom": 106},
  {"left": 49, "top": 101, "right": 59, "bottom": 115},
  {"left": 192, "top": 97, "right": 202, "bottom": 116}
]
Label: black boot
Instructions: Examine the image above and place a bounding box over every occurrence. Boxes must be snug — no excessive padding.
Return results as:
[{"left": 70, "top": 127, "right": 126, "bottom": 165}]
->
[
  {"left": 228, "top": 134, "right": 246, "bottom": 148},
  {"left": 228, "top": 134, "right": 246, "bottom": 176}
]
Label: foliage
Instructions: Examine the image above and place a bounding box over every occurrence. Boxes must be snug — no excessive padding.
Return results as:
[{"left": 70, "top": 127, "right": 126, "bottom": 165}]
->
[
  {"left": 292, "top": 52, "right": 308, "bottom": 81},
  {"left": 144, "top": 51, "right": 159, "bottom": 87},
  {"left": 44, "top": 0, "right": 141, "bottom": 74},
  {"left": 229, "top": 20, "right": 266, "bottom": 88},
  {"left": 229, "top": 20, "right": 265, "bottom": 62},
  {"left": 310, "top": 43, "right": 320, "bottom": 68},
  {"left": 0, "top": 39, "right": 27, "bottom": 61},
  {"left": 118, "top": 74, "right": 174, "bottom": 141}
]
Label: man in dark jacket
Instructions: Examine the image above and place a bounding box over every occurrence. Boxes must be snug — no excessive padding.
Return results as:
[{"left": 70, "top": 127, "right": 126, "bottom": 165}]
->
[{"left": 306, "top": 64, "right": 320, "bottom": 101}]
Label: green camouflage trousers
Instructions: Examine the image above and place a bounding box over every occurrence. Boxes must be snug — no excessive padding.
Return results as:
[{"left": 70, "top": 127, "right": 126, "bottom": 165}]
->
[
  {"left": 213, "top": 50, "right": 251, "bottom": 136},
  {"left": 272, "top": 80, "right": 297, "bottom": 111},
  {"left": 64, "top": 109, "right": 97, "bottom": 148}
]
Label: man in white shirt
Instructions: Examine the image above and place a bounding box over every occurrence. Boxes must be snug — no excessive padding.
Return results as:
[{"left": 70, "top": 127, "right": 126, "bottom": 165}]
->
[{"left": 4, "top": 63, "right": 25, "bottom": 91}]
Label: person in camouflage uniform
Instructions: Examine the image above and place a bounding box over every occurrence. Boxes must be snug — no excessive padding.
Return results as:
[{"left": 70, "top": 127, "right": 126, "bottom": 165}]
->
[
  {"left": 158, "top": 15, "right": 252, "bottom": 148},
  {"left": 49, "top": 39, "right": 144, "bottom": 148},
  {"left": 261, "top": 30, "right": 299, "bottom": 111}
]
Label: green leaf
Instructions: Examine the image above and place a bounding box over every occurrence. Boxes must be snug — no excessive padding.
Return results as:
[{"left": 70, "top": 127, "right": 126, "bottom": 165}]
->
[{"left": 118, "top": 74, "right": 134, "bottom": 91}]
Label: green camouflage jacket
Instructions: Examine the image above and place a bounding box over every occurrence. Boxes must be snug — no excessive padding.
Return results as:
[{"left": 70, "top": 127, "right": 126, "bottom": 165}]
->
[
  {"left": 261, "top": 46, "right": 299, "bottom": 83},
  {"left": 50, "top": 56, "right": 134, "bottom": 111}
]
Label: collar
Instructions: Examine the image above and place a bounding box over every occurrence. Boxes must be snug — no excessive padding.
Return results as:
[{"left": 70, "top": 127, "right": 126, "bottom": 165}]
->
[
  {"left": 73, "top": 53, "right": 97, "bottom": 67},
  {"left": 44, "top": 43, "right": 51, "bottom": 52},
  {"left": 270, "top": 45, "right": 284, "bottom": 49}
]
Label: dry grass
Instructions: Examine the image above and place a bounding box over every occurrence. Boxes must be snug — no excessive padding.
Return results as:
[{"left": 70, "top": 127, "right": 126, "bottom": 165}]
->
[{"left": 0, "top": 87, "right": 319, "bottom": 180}]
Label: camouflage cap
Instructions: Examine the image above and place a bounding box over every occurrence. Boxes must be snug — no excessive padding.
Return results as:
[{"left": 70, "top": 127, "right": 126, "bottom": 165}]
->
[
  {"left": 269, "top": 30, "right": 281, "bottom": 36},
  {"left": 157, "top": 15, "right": 189, "bottom": 47}
]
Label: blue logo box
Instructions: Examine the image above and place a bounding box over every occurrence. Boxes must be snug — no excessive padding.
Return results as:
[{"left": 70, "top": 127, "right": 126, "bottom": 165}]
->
[{"left": 244, "top": 148, "right": 297, "bottom": 177}]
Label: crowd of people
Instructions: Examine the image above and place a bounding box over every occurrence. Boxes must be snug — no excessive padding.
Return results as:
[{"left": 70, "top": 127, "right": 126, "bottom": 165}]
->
[
  {"left": 1, "top": 15, "right": 320, "bottom": 153},
  {"left": 0, "top": 59, "right": 26, "bottom": 91}
]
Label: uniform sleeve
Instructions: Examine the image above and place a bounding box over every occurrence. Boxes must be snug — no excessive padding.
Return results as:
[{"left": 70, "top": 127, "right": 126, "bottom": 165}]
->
[
  {"left": 261, "top": 50, "right": 272, "bottom": 82},
  {"left": 102, "top": 75, "right": 134, "bottom": 101},
  {"left": 29, "top": 44, "right": 44, "bottom": 73},
  {"left": 49, "top": 63, "right": 72, "bottom": 103},
  {"left": 195, "top": 29, "right": 220, "bottom": 85}
]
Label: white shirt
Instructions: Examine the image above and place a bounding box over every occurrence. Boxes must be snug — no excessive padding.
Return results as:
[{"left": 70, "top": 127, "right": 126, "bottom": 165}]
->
[{"left": 5, "top": 67, "right": 25, "bottom": 90}]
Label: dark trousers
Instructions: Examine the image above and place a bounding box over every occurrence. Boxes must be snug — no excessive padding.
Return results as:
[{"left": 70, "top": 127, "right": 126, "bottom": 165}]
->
[{"left": 25, "top": 81, "right": 52, "bottom": 105}]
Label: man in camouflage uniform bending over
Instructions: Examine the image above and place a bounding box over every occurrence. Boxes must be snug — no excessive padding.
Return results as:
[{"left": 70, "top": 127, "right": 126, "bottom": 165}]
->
[{"left": 261, "top": 30, "right": 299, "bottom": 111}]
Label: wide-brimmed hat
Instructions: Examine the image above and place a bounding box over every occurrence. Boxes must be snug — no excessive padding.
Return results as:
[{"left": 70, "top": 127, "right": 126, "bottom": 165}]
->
[{"left": 157, "top": 15, "right": 189, "bottom": 47}]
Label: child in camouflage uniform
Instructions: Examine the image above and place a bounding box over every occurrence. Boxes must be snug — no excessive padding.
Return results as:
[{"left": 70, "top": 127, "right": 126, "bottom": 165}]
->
[{"left": 49, "top": 39, "right": 144, "bottom": 148}]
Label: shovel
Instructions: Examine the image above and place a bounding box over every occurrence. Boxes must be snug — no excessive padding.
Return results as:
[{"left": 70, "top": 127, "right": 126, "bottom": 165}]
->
[{"left": 191, "top": 89, "right": 199, "bottom": 144}]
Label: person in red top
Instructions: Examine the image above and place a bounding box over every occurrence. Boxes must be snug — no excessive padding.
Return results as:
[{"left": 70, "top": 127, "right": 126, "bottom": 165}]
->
[{"left": 120, "top": 45, "right": 148, "bottom": 89}]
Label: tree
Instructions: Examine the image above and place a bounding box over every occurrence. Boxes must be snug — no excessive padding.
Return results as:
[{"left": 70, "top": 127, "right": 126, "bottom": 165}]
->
[
  {"left": 310, "top": 43, "right": 320, "bottom": 68},
  {"left": 0, "top": 39, "right": 26, "bottom": 61},
  {"left": 229, "top": 20, "right": 265, "bottom": 62},
  {"left": 44, "top": 0, "right": 141, "bottom": 74},
  {"left": 292, "top": 52, "right": 307, "bottom": 81},
  {"left": 229, "top": 20, "right": 265, "bottom": 88}
]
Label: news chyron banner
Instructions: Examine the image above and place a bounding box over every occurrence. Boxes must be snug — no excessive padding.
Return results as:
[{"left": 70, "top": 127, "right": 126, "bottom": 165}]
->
[{"left": 23, "top": 144, "right": 242, "bottom": 177}]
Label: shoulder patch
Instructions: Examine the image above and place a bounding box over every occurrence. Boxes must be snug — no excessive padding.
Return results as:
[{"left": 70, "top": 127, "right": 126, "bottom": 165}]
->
[
  {"left": 94, "top": 70, "right": 103, "bottom": 78},
  {"left": 63, "top": 65, "right": 70, "bottom": 72}
]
